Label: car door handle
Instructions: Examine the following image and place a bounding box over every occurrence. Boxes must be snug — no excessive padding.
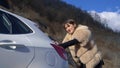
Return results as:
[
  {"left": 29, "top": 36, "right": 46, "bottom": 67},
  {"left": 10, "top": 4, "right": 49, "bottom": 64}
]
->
[
  {"left": 0, "top": 40, "right": 16, "bottom": 44},
  {"left": 0, "top": 44, "right": 17, "bottom": 50},
  {"left": 0, "top": 40, "right": 30, "bottom": 52},
  {"left": 0, "top": 40, "right": 16, "bottom": 49},
  {"left": 8, "top": 45, "right": 17, "bottom": 49},
  {"left": 0, "top": 43, "right": 26, "bottom": 50},
  {"left": 0, "top": 40, "right": 20, "bottom": 50}
]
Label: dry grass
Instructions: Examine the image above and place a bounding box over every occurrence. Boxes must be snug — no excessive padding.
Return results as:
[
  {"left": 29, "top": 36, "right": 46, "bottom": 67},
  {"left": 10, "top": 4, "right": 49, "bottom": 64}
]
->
[{"left": 94, "top": 33, "right": 120, "bottom": 68}]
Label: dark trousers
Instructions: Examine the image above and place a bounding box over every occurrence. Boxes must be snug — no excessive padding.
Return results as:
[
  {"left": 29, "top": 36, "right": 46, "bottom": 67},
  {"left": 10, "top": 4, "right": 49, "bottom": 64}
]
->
[
  {"left": 94, "top": 60, "right": 104, "bottom": 68},
  {"left": 80, "top": 60, "right": 104, "bottom": 68}
]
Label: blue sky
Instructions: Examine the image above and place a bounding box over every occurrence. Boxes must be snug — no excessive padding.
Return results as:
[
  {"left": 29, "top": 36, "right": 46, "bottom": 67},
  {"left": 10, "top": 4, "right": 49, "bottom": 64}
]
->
[{"left": 62, "top": 0, "right": 120, "bottom": 12}]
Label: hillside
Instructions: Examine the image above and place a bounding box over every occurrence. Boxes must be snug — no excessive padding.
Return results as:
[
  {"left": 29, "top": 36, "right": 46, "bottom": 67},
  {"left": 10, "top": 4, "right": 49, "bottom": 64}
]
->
[{"left": 1, "top": 0, "right": 120, "bottom": 68}]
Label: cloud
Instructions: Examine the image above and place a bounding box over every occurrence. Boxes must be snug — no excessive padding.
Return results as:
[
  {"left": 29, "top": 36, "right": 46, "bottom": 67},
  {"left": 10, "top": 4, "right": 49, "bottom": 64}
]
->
[
  {"left": 98, "top": 11, "right": 120, "bottom": 32},
  {"left": 89, "top": 10, "right": 120, "bottom": 32}
]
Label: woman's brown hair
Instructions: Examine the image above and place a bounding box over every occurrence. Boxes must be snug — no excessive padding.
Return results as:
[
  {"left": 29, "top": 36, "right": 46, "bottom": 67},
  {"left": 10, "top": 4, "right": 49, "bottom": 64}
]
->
[{"left": 63, "top": 19, "right": 78, "bottom": 29}]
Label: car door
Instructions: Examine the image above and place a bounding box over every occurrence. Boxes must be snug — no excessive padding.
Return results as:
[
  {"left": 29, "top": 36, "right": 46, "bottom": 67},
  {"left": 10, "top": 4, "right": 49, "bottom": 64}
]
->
[{"left": 0, "top": 10, "right": 34, "bottom": 68}]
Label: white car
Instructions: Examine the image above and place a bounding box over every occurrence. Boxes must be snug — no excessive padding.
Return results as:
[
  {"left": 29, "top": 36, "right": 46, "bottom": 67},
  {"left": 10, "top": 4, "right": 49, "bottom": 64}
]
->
[{"left": 0, "top": 8, "right": 68, "bottom": 68}]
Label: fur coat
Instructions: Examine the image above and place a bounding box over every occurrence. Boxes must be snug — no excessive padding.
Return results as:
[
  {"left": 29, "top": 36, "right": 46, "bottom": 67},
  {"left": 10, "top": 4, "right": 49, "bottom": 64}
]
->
[{"left": 62, "top": 25, "right": 102, "bottom": 68}]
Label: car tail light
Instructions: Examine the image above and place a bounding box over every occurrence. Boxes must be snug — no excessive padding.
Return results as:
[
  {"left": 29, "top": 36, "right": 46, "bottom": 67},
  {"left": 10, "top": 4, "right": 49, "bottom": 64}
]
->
[{"left": 51, "top": 43, "right": 67, "bottom": 60}]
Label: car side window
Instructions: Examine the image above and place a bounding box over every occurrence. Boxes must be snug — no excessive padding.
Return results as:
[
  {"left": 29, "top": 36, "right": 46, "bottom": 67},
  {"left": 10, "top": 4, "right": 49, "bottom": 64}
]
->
[
  {"left": 7, "top": 14, "right": 33, "bottom": 34},
  {"left": 0, "top": 11, "right": 10, "bottom": 34},
  {"left": 0, "top": 10, "right": 33, "bottom": 34}
]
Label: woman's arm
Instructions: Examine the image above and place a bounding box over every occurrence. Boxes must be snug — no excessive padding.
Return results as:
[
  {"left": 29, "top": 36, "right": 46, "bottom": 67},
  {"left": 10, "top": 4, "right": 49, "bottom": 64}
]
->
[{"left": 59, "top": 39, "right": 80, "bottom": 49}]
